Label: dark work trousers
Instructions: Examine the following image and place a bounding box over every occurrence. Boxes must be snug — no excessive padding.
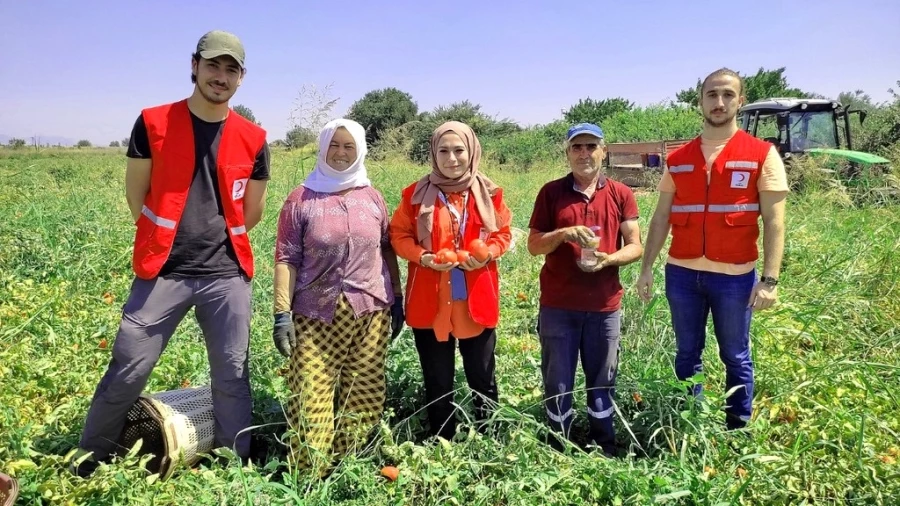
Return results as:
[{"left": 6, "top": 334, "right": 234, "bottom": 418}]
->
[
  {"left": 78, "top": 275, "right": 254, "bottom": 460},
  {"left": 538, "top": 306, "right": 621, "bottom": 454},
  {"left": 412, "top": 327, "right": 499, "bottom": 440}
]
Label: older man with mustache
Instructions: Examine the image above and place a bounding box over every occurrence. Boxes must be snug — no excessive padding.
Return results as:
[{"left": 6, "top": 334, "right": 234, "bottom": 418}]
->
[{"left": 527, "top": 123, "right": 643, "bottom": 456}]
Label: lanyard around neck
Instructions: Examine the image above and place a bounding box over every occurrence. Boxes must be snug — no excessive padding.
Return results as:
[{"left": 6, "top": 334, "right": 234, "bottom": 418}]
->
[{"left": 437, "top": 191, "right": 468, "bottom": 247}]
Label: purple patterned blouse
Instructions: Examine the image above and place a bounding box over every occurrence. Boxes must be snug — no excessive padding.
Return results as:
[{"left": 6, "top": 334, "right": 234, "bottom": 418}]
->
[{"left": 275, "top": 185, "right": 396, "bottom": 324}]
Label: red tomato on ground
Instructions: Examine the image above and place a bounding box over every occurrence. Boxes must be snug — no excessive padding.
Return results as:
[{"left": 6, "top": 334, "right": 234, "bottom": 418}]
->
[{"left": 381, "top": 465, "right": 399, "bottom": 481}]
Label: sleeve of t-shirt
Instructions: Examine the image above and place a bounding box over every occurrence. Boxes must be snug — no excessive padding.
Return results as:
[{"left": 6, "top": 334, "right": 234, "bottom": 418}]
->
[
  {"left": 657, "top": 166, "right": 676, "bottom": 192},
  {"left": 757, "top": 146, "right": 790, "bottom": 192},
  {"left": 126, "top": 115, "right": 151, "bottom": 159},
  {"left": 528, "top": 184, "right": 554, "bottom": 232},
  {"left": 619, "top": 185, "right": 640, "bottom": 221},
  {"left": 251, "top": 143, "right": 271, "bottom": 181}
]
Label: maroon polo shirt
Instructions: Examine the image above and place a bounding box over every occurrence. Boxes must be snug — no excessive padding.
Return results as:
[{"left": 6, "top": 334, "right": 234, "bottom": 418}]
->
[{"left": 528, "top": 173, "right": 639, "bottom": 312}]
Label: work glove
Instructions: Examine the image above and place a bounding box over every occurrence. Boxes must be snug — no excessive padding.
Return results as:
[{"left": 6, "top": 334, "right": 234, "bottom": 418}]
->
[
  {"left": 273, "top": 311, "right": 296, "bottom": 358},
  {"left": 390, "top": 296, "right": 405, "bottom": 340}
]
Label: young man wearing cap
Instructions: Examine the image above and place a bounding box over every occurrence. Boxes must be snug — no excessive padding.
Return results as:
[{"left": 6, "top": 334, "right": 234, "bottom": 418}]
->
[
  {"left": 70, "top": 30, "right": 270, "bottom": 477},
  {"left": 527, "top": 123, "right": 643, "bottom": 456},
  {"left": 636, "top": 68, "right": 788, "bottom": 430}
]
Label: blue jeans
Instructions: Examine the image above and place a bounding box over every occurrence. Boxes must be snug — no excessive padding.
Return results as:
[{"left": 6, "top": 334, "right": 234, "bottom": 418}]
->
[
  {"left": 538, "top": 306, "right": 621, "bottom": 453},
  {"left": 664, "top": 263, "right": 755, "bottom": 427}
]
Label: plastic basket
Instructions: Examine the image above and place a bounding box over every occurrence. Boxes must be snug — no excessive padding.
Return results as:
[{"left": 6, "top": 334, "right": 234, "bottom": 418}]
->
[
  {"left": 0, "top": 472, "right": 18, "bottom": 506},
  {"left": 117, "top": 385, "right": 216, "bottom": 480}
]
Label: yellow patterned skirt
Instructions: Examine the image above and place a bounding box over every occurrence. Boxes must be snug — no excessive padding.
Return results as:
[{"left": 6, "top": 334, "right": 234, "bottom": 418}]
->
[{"left": 284, "top": 293, "right": 390, "bottom": 477}]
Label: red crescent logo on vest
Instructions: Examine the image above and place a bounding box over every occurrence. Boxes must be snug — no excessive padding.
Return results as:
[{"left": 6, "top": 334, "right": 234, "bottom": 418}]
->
[
  {"left": 730, "top": 171, "right": 750, "bottom": 189},
  {"left": 232, "top": 178, "right": 248, "bottom": 200}
]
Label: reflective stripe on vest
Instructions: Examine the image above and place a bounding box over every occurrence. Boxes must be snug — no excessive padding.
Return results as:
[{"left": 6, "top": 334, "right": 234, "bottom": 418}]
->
[
  {"left": 724, "top": 160, "right": 759, "bottom": 169},
  {"left": 708, "top": 203, "right": 760, "bottom": 212},
  {"left": 664, "top": 130, "right": 767, "bottom": 263},
  {"left": 671, "top": 204, "right": 705, "bottom": 212},
  {"left": 141, "top": 205, "right": 176, "bottom": 229},
  {"left": 671, "top": 203, "right": 759, "bottom": 213},
  {"left": 669, "top": 164, "right": 694, "bottom": 173},
  {"left": 132, "top": 99, "right": 265, "bottom": 280}
]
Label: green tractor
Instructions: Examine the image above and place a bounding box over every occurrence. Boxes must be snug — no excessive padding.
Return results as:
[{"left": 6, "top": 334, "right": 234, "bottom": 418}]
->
[{"left": 738, "top": 97, "right": 890, "bottom": 177}]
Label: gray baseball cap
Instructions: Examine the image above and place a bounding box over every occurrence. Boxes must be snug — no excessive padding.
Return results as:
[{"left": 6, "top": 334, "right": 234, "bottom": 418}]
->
[{"left": 196, "top": 30, "right": 245, "bottom": 68}]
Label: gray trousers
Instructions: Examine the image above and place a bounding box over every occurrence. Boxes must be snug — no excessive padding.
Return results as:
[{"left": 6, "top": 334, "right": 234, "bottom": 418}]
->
[{"left": 79, "top": 275, "right": 253, "bottom": 460}]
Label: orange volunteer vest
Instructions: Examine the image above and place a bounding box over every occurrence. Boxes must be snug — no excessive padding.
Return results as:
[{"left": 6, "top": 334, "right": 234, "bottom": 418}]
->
[
  {"left": 665, "top": 130, "right": 771, "bottom": 263},
  {"left": 399, "top": 183, "right": 503, "bottom": 329},
  {"left": 132, "top": 99, "right": 266, "bottom": 279}
]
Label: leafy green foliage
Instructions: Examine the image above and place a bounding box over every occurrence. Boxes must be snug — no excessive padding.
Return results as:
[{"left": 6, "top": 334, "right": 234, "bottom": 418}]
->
[
  {"left": 742, "top": 67, "right": 810, "bottom": 103},
  {"left": 601, "top": 104, "right": 701, "bottom": 142},
  {"left": 677, "top": 67, "right": 811, "bottom": 105},
  {"left": 398, "top": 100, "right": 520, "bottom": 164},
  {"left": 563, "top": 97, "right": 634, "bottom": 126},
  {"left": 1, "top": 150, "right": 898, "bottom": 504},
  {"left": 425, "top": 100, "right": 520, "bottom": 136},
  {"left": 346, "top": 87, "right": 419, "bottom": 145},
  {"left": 284, "top": 125, "right": 316, "bottom": 149},
  {"left": 855, "top": 82, "right": 900, "bottom": 155},
  {"left": 232, "top": 104, "right": 260, "bottom": 125},
  {"left": 350, "top": 71, "right": 898, "bottom": 173},
  {"left": 481, "top": 127, "right": 563, "bottom": 171},
  {"left": 838, "top": 90, "right": 877, "bottom": 112}
]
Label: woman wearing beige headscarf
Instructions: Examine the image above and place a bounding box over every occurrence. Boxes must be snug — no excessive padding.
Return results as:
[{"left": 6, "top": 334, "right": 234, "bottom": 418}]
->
[{"left": 389, "top": 121, "right": 513, "bottom": 440}]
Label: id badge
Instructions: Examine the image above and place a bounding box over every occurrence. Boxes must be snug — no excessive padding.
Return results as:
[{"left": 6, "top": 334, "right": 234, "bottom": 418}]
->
[{"left": 450, "top": 268, "right": 468, "bottom": 300}]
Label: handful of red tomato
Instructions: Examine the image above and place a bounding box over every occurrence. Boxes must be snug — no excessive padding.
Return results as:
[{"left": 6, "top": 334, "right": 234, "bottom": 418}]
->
[{"left": 434, "top": 239, "right": 491, "bottom": 265}]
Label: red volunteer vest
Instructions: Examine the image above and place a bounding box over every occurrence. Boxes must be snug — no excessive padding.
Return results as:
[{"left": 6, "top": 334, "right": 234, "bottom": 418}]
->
[
  {"left": 132, "top": 99, "right": 267, "bottom": 280},
  {"left": 665, "top": 130, "right": 771, "bottom": 263},
  {"left": 399, "top": 183, "right": 503, "bottom": 329}
]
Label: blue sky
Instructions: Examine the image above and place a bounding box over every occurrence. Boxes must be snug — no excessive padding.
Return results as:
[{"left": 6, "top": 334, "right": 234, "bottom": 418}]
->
[{"left": 1, "top": 0, "right": 898, "bottom": 146}]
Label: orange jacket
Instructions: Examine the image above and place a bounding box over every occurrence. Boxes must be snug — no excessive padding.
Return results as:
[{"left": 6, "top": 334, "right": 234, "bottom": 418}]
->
[
  {"left": 133, "top": 99, "right": 266, "bottom": 279},
  {"left": 666, "top": 130, "right": 771, "bottom": 263},
  {"left": 389, "top": 182, "right": 512, "bottom": 337}
]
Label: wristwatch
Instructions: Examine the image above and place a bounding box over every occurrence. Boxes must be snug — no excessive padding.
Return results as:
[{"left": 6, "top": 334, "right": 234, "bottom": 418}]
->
[{"left": 760, "top": 276, "right": 779, "bottom": 287}]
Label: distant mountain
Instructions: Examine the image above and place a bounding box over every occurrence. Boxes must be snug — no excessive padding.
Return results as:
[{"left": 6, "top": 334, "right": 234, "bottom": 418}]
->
[{"left": 0, "top": 133, "right": 78, "bottom": 147}]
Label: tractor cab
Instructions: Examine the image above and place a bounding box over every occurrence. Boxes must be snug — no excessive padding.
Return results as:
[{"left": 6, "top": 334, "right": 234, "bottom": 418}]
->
[
  {"left": 737, "top": 98, "right": 890, "bottom": 172},
  {"left": 738, "top": 98, "right": 866, "bottom": 157}
]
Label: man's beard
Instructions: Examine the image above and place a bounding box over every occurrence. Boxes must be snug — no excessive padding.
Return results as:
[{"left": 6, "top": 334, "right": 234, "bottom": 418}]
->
[
  {"left": 704, "top": 110, "right": 734, "bottom": 127},
  {"left": 199, "top": 82, "right": 231, "bottom": 105}
]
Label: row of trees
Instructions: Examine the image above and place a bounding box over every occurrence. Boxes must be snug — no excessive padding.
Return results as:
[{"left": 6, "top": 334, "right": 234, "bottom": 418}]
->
[
  {"left": 8, "top": 68, "right": 894, "bottom": 162},
  {"left": 6, "top": 138, "right": 104, "bottom": 149},
  {"left": 258, "top": 67, "right": 894, "bottom": 168},
  {"left": 6, "top": 103, "right": 259, "bottom": 150}
]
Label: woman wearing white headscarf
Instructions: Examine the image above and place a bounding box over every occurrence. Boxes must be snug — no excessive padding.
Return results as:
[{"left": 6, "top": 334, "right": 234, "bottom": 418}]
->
[{"left": 272, "top": 118, "right": 403, "bottom": 476}]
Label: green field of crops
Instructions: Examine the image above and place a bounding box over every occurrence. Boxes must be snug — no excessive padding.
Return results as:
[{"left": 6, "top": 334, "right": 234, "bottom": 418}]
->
[{"left": 1, "top": 148, "right": 898, "bottom": 505}]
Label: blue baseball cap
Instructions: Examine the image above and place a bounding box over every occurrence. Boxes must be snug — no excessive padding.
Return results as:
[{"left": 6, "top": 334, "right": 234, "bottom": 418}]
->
[{"left": 566, "top": 123, "right": 604, "bottom": 141}]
